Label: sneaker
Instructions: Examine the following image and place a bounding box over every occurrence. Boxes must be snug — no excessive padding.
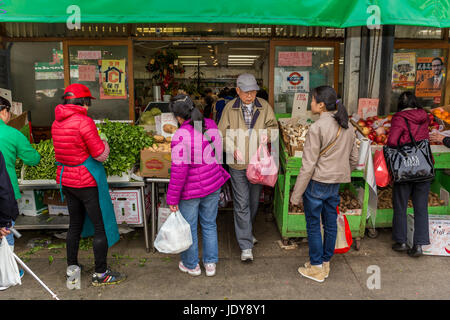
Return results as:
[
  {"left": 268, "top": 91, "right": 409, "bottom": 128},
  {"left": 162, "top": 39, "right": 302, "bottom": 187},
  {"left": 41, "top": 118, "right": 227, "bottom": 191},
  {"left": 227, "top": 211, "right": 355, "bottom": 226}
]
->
[
  {"left": 252, "top": 235, "right": 258, "bottom": 245},
  {"left": 19, "top": 269, "right": 24, "bottom": 279},
  {"left": 304, "top": 261, "right": 330, "bottom": 278},
  {"left": 91, "top": 268, "right": 126, "bottom": 286},
  {"left": 204, "top": 263, "right": 216, "bottom": 277},
  {"left": 179, "top": 261, "right": 201, "bottom": 276},
  {"left": 241, "top": 249, "right": 253, "bottom": 262},
  {"left": 298, "top": 265, "right": 326, "bottom": 283}
]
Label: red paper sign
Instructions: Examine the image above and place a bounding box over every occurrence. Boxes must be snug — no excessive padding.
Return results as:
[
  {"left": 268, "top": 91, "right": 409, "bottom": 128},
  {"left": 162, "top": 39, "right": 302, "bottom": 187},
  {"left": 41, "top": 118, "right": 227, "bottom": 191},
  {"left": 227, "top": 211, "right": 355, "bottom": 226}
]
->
[
  {"left": 78, "top": 65, "right": 96, "bottom": 82},
  {"left": 278, "top": 52, "right": 312, "bottom": 67},
  {"left": 358, "top": 98, "right": 379, "bottom": 119},
  {"left": 77, "top": 50, "right": 102, "bottom": 60}
]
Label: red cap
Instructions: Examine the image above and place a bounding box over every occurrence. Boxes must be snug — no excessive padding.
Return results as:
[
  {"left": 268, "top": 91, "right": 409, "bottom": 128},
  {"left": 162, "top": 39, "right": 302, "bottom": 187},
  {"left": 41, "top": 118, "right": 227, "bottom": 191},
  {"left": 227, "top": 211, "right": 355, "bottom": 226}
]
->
[{"left": 63, "top": 83, "right": 96, "bottom": 99}]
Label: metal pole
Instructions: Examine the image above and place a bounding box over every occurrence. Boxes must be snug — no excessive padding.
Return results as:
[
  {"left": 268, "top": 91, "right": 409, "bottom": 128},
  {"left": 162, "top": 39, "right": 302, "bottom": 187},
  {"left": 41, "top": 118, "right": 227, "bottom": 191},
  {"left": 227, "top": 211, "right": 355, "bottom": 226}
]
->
[{"left": 12, "top": 252, "right": 60, "bottom": 300}]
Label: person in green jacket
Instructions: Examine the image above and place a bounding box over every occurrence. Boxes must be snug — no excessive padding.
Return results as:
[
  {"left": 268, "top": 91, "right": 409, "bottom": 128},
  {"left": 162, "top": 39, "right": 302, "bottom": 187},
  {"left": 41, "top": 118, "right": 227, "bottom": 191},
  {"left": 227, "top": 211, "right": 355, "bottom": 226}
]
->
[{"left": 0, "top": 97, "right": 40, "bottom": 254}]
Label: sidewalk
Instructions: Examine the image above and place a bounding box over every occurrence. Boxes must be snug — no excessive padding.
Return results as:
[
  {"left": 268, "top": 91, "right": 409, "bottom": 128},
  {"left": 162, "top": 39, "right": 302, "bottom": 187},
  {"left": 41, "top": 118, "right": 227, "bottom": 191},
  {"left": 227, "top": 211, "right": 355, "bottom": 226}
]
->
[{"left": 1, "top": 210, "right": 449, "bottom": 300}]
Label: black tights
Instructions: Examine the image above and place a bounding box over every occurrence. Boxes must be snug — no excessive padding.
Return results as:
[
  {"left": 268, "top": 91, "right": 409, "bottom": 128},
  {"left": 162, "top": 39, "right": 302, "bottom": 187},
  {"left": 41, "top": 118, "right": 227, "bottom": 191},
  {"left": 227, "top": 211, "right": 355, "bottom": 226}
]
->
[{"left": 63, "top": 186, "right": 108, "bottom": 273}]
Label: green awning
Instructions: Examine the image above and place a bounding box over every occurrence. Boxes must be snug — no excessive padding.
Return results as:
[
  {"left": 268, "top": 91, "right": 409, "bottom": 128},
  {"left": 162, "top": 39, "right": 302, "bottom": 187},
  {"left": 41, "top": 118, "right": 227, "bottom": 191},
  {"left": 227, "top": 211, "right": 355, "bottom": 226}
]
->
[{"left": 1, "top": 0, "right": 449, "bottom": 28}]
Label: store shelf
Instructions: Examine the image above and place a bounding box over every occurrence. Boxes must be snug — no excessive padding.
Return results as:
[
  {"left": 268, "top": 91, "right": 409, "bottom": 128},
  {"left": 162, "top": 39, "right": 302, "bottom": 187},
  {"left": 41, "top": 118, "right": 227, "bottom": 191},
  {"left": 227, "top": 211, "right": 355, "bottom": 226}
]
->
[{"left": 14, "top": 214, "right": 69, "bottom": 230}]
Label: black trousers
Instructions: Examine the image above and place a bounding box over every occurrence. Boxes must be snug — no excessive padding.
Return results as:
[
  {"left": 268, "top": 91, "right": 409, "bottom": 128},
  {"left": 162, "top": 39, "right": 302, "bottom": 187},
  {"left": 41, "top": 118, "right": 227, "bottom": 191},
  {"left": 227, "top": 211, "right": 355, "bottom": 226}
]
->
[
  {"left": 63, "top": 186, "right": 108, "bottom": 273},
  {"left": 392, "top": 181, "right": 431, "bottom": 246}
]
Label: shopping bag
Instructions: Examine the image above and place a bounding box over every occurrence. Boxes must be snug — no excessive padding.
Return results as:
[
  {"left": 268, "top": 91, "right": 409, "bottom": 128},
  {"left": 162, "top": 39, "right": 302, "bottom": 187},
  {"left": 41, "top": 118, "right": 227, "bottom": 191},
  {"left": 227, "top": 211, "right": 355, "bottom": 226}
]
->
[
  {"left": 154, "top": 210, "right": 193, "bottom": 254},
  {"left": 334, "top": 207, "right": 353, "bottom": 254},
  {"left": 373, "top": 149, "right": 391, "bottom": 187},
  {"left": 246, "top": 144, "right": 278, "bottom": 187},
  {"left": 0, "top": 239, "right": 21, "bottom": 289},
  {"left": 320, "top": 207, "right": 353, "bottom": 254}
]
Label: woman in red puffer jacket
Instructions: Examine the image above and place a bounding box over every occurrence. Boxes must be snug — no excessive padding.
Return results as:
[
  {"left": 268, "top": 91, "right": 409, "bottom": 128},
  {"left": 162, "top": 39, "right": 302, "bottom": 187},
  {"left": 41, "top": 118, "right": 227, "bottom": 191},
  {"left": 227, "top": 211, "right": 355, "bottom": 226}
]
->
[
  {"left": 52, "top": 83, "right": 125, "bottom": 286},
  {"left": 387, "top": 91, "right": 432, "bottom": 258}
]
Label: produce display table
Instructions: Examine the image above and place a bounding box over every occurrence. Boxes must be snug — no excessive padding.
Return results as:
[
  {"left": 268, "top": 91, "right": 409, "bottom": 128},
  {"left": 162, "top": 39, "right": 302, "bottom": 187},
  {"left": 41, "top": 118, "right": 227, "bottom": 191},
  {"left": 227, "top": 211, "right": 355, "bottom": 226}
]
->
[
  {"left": 14, "top": 181, "right": 152, "bottom": 252},
  {"left": 274, "top": 137, "right": 369, "bottom": 250},
  {"left": 366, "top": 145, "right": 450, "bottom": 232},
  {"left": 144, "top": 177, "right": 170, "bottom": 253}
]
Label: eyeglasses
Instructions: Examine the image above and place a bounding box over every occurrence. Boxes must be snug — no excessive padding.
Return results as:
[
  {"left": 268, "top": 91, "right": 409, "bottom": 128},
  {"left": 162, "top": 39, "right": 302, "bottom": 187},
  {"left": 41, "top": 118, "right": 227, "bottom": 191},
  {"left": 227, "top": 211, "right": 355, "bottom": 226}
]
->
[
  {"left": 432, "top": 64, "right": 443, "bottom": 68},
  {"left": 239, "top": 90, "right": 257, "bottom": 96}
]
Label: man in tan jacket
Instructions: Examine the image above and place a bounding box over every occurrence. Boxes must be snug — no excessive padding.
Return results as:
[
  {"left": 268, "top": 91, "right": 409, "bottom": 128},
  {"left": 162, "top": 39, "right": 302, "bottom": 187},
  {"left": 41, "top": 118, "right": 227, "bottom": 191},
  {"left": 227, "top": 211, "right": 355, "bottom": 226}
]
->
[{"left": 218, "top": 73, "right": 278, "bottom": 262}]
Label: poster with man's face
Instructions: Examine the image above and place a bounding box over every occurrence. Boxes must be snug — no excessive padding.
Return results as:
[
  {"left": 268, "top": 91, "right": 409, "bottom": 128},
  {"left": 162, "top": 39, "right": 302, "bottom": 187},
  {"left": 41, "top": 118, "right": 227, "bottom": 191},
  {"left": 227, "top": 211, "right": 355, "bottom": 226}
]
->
[{"left": 415, "top": 57, "right": 445, "bottom": 98}]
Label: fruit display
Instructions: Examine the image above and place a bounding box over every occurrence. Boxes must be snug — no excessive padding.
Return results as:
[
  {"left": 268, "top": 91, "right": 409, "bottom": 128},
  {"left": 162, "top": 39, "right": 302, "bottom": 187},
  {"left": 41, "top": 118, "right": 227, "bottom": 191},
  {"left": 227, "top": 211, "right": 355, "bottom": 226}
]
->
[
  {"left": 377, "top": 186, "right": 446, "bottom": 209},
  {"left": 431, "top": 107, "right": 450, "bottom": 127},
  {"left": 351, "top": 112, "right": 443, "bottom": 146}
]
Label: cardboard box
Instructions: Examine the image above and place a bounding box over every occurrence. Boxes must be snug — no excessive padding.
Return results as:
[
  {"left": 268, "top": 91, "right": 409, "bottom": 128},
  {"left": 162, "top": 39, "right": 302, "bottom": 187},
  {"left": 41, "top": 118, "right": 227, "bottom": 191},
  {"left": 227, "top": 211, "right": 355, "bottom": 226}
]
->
[
  {"left": 407, "top": 214, "right": 450, "bottom": 257},
  {"left": 109, "top": 189, "right": 143, "bottom": 225},
  {"left": 7, "top": 112, "right": 28, "bottom": 132},
  {"left": 18, "top": 190, "right": 47, "bottom": 216},
  {"left": 155, "top": 113, "right": 178, "bottom": 138},
  {"left": 48, "top": 205, "right": 69, "bottom": 216},
  {"left": 140, "top": 149, "right": 171, "bottom": 178},
  {"left": 44, "top": 190, "right": 67, "bottom": 206}
]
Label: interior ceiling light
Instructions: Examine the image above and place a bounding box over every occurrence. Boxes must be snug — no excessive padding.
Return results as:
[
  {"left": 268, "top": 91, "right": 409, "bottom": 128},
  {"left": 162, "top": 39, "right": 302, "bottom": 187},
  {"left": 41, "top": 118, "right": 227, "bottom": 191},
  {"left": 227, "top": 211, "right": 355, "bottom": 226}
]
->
[
  {"left": 228, "top": 55, "right": 260, "bottom": 58},
  {"left": 228, "top": 58, "right": 256, "bottom": 61},
  {"left": 178, "top": 55, "right": 203, "bottom": 59}
]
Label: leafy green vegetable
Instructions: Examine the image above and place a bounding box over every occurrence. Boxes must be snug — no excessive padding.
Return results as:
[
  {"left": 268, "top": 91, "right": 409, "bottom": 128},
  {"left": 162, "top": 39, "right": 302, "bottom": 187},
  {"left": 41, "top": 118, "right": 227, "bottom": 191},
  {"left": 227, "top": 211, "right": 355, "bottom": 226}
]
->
[
  {"left": 96, "top": 120, "right": 154, "bottom": 176},
  {"left": 48, "top": 255, "right": 54, "bottom": 265},
  {"left": 23, "top": 139, "right": 56, "bottom": 180},
  {"left": 15, "top": 158, "right": 23, "bottom": 178}
]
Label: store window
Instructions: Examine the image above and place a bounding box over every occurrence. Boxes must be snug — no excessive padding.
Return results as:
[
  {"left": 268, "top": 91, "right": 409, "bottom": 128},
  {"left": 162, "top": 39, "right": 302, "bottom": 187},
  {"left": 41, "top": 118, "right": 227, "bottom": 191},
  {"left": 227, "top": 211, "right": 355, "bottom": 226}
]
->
[
  {"left": 391, "top": 48, "right": 448, "bottom": 112},
  {"left": 395, "top": 26, "right": 443, "bottom": 39},
  {"left": 68, "top": 44, "right": 130, "bottom": 121},
  {"left": 9, "top": 42, "right": 64, "bottom": 126},
  {"left": 273, "top": 45, "right": 336, "bottom": 114}
]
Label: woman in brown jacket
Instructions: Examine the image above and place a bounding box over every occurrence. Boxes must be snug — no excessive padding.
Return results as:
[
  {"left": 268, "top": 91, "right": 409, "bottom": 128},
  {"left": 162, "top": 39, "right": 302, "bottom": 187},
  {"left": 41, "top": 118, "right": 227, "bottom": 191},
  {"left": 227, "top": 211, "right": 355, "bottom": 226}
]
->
[{"left": 290, "top": 86, "right": 359, "bottom": 283}]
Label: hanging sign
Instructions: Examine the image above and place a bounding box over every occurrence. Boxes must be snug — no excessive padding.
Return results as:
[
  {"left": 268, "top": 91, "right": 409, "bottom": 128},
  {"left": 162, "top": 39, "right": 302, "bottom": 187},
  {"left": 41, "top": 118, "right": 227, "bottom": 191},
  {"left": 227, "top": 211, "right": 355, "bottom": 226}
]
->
[
  {"left": 415, "top": 57, "right": 445, "bottom": 98},
  {"left": 291, "top": 93, "right": 309, "bottom": 118},
  {"left": 100, "top": 59, "right": 127, "bottom": 99},
  {"left": 78, "top": 51, "right": 102, "bottom": 60},
  {"left": 281, "top": 71, "right": 309, "bottom": 93},
  {"left": 278, "top": 52, "right": 312, "bottom": 67},
  {"left": 392, "top": 52, "right": 416, "bottom": 89}
]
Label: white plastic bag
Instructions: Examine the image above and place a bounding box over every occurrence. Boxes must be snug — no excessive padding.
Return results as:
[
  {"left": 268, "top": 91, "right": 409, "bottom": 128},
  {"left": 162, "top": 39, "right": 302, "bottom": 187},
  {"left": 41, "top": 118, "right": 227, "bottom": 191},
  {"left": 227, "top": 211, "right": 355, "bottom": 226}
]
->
[
  {"left": 0, "top": 239, "right": 21, "bottom": 290},
  {"left": 154, "top": 210, "right": 193, "bottom": 254}
]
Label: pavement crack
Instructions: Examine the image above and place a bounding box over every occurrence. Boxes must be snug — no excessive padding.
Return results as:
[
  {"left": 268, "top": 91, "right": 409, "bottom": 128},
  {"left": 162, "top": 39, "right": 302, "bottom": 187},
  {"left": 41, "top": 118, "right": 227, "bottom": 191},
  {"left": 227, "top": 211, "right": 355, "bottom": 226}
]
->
[{"left": 343, "top": 255, "right": 372, "bottom": 299}]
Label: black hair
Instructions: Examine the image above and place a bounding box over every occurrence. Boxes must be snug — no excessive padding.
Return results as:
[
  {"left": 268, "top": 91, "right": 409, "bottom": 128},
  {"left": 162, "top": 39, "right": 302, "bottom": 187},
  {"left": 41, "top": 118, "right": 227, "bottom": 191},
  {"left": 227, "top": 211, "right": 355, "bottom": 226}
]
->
[
  {"left": 203, "top": 88, "right": 213, "bottom": 95},
  {"left": 228, "top": 88, "right": 237, "bottom": 98},
  {"left": 61, "top": 93, "right": 92, "bottom": 106},
  {"left": 0, "top": 97, "right": 11, "bottom": 112},
  {"left": 170, "top": 94, "right": 207, "bottom": 135},
  {"left": 256, "top": 88, "right": 268, "bottom": 100},
  {"left": 397, "top": 91, "right": 421, "bottom": 111},
  {"left": 432, "top": 57, "right": 444, "bottom": 65},
  {"left": 312, "top": 85, "right": 348, "bottom": 129},
  {"left": 218, "top": 88, "right": 229, "bottom": 99}
]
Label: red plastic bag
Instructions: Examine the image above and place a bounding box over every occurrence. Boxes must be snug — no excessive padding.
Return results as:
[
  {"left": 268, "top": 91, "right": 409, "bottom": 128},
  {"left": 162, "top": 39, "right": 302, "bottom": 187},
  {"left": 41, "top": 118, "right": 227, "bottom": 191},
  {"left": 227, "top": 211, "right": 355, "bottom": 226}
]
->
[
  {"left": 373, "top": 149, "right": 391, "bottom": 187},
  {"left": 334, "top": 207, "right": 353, "bottom": 254},
  {"left": 246, "top": 144, "right": 278, "bottom": 187}
]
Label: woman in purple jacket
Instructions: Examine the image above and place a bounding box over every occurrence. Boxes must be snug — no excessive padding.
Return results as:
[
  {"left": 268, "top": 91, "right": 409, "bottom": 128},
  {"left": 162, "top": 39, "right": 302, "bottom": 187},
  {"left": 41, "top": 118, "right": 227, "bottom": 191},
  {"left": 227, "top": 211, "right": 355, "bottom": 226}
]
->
[
  {"left": 387, "top": 91, "right": 431, "bottom": 257},
  {"left": 166, "top": 94, "right": 230, "bottom": 277}
]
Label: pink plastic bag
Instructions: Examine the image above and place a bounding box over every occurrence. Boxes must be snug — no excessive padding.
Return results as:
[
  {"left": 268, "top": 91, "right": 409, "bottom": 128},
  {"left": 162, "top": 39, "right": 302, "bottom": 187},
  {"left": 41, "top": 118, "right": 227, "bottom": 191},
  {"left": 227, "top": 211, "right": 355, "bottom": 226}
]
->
[{"left": 246, "top": 144, "right": 278, "bottom": 187}]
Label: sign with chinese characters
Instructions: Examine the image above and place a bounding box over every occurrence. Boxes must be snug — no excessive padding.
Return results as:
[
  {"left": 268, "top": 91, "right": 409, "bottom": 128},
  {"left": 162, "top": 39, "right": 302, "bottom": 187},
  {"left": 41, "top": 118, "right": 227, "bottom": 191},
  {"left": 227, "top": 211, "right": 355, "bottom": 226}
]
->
[
  {"left": 278, "top": 52, "right": 312, "bottom": 67},
  {"left": 415, "top": 57, "right": 444, "bottom": 98},
  {"left": 78, "top": 65, "right": 97, "bottom": 82},
  {"left": 392, "top": 52, "right": 416, "bottom": 89},
  {"left": 357, "top": 98, "right": 379, "bottom": 119},
  {"left": 100, "top": 59, "right": 126, "bottom": 99},
  {"left": 291, "top": 93, "right": 309, "bottom": 118},
  {"left": 78, "top": 50, "right": 102, "bottom": 60},
  {"left": 281, "top": 71, "right": 309, "bottom": 93}
]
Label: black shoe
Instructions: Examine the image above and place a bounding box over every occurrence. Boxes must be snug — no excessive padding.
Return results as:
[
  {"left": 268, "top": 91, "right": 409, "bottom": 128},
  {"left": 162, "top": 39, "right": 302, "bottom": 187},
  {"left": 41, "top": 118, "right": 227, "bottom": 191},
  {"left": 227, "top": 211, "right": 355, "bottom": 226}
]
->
[
  {"left": 407, "top": 245, "right": 423, "bottom": 257},
  {"left": 392, "top": 242, "right": 409, "bottom": 252},
  {"left": 92, "top": 268, "right": 126, "bottom": 286}
]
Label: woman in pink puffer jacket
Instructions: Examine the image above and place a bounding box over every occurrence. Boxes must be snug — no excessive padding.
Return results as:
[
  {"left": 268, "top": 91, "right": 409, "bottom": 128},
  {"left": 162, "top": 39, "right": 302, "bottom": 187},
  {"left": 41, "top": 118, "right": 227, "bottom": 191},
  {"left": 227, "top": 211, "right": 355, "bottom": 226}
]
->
[{"left": 166, "top": 94, "right": 230, "bottom": 277}]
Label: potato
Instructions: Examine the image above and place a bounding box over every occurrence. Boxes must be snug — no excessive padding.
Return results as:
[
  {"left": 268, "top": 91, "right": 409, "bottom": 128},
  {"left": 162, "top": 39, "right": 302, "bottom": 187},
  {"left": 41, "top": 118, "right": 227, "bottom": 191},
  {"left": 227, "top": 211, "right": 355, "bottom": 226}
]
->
[
  {"left": 163, "top": 124, "right": 177, "bottom": 134},
  {"left": 153, "top": 135, "right": 165, "bottom": 143}
]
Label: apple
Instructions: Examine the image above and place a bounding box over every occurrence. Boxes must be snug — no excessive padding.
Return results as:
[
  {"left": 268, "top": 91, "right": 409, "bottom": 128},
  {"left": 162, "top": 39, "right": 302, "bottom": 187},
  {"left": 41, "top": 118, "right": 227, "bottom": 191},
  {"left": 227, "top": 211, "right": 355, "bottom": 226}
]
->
[
  {"left": 375, "top": 127, "right": 386, "bottom": 135},
  {"left": 380, "top": 134, "right": 387, "bottom": 143},
  {"left": 375, "top": 135, "right": 384, "bottom": 143},
  {"left": 357, "top": 120, "right": 366, "bottom": 127},
  {"left": 362, "top": 127, "right": 371, "bottom": 136},
  {"left": 366, "top": 120, "right": 374, "bottom": 126},
  {"left": 368, "top": 133, "right": 375, "bottom": 141},
  {"left": 433, "top": 123, "right": 440, "bottom": 130}
]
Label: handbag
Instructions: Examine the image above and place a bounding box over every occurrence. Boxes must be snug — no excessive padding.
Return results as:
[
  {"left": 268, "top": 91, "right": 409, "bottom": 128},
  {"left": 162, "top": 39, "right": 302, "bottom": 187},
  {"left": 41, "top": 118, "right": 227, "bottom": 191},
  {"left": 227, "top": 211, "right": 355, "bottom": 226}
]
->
[{"left": 383, "top": 117, "right": 434, "bottom": 183}]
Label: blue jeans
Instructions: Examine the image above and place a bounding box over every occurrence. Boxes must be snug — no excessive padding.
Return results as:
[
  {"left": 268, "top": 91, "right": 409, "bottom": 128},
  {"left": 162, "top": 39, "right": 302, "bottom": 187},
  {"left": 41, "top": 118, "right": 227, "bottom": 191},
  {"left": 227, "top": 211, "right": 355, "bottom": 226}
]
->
[
  {"left": 303, "top": 180, "right": 340, "bottom": 266},
  {"left": 178, "top": 188, "right": 221, "bottom": 269},
  {"left": 5, "top": 220, "right": 15, "bottom": 246}
]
